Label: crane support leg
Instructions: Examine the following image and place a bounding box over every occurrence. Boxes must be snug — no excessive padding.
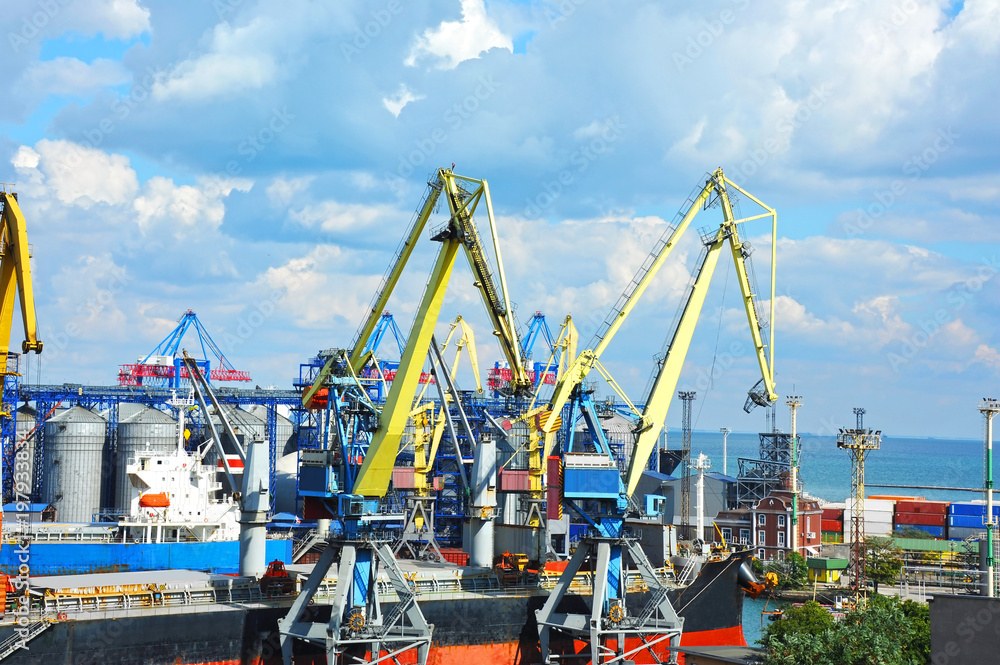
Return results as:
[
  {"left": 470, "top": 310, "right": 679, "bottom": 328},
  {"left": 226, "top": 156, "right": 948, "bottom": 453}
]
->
[{"left": 535, "top": 535, "right": 683, "bottom": 664}]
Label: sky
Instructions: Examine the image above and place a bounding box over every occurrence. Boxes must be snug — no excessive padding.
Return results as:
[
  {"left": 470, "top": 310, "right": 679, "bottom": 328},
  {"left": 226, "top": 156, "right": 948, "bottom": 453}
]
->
[{"left": 0, "top": 0, "right": 998, "bottom": 439}]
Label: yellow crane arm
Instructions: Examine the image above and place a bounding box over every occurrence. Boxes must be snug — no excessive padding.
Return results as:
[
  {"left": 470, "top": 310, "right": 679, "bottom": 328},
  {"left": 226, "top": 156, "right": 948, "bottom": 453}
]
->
[
  {"left": 348, "top": 177, "right": 444, "bottom": 373},
  {"left": 353, "top": 235, "right": 462, "bottom": 497},
  {"left": 451, "top": 315, "right": 482, "bottom": 394},
  {"left": 0, "top": 192, "right": 42, "bottom": 355},
  {"left": 441, "top": 172, "right": 530, "bottom": 392},
  {"left": 541, "top": 170, "right": 723, "bottom": 457},
  {"left": 624, "top": 240, "right": 724, "bottom": 496},
  {"left": 624, "top": 174, "right": 777, "bottom": 496}
]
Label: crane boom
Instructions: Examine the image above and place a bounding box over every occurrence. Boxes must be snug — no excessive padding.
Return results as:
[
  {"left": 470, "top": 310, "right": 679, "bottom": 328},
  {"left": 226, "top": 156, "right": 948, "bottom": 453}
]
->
[
  {"left": 541, "top": 171, "right": 722, "bottom": 456},
  {"left": 0, "top": 192, "right": 42, "bottom": 355},
  {"left": 443, "top": 173, "right": 530, "bottom": 393},
  {"left": 348, "top": 178, "right": 444, "bottom": 373}
]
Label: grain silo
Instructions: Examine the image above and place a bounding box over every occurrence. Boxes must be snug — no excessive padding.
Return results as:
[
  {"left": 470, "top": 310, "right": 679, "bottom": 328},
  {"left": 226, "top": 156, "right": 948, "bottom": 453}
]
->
[
  {"left": 42, "top": 406, "right": 106, "bottom": 523},
  {"left": 115, "top": 406, "right": 178, "bottom": 513}
]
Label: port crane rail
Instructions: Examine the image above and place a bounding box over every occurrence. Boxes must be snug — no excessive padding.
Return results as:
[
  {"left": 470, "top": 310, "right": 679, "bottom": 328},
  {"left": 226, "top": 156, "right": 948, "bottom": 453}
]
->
[
  {"left": 281, "top": 169, "right": 528, "bottom": 665},
  {"left": 535, "top": 168, "right": 779, "bottom": 664}
]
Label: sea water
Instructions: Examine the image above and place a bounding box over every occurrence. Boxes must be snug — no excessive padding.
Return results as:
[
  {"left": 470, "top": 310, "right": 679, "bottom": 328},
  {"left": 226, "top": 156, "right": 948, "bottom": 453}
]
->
[{"left": 669, "top": 430, "right": 989, "bottom": 503}]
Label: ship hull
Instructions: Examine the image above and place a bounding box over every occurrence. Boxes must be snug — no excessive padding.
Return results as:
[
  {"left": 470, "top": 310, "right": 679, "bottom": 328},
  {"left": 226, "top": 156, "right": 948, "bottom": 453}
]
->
[
  {"left": 0, "top": 551, "right": 750, "bottom": 664},
  {"left": 0, "top": 540, "right": 293, "bottom": 576}
]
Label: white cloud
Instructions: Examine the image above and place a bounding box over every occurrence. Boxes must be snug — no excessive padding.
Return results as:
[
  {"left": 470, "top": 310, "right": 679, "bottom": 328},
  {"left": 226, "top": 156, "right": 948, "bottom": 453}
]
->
[
  {"left": 132, "top": 176, "right": 252, "bottom": 237},
  {"left": 947, "top": 0, "right": 1000, "bottom": 54},
  {"left": 267, "top": 176, "right": 315, "bottom": 208},
  {"left": 153, "top": 18, "right": 280, "bottom": 101},
  {"left": 19, "top": 57, "right": 131, "bottom": 99},
  {"left": 976, "top": 344, "right": 1000, "bottom": 370},
  {"left": 406, "top": 0, "right": 512, "bottom": 69},
  {"left": 15, "top": 139, "right": 139, "bottom": 209},
  {"left": 288, "top": 199, "right": 400, "bottom": 233},
  {"left": 382, "top": 84, "right": 425, "bottom": 117}
]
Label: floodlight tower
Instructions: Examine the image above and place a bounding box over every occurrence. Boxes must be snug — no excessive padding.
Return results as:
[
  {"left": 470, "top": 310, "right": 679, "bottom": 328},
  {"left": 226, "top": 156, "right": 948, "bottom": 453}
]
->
[
  {"left": 786, "top": 396, "right": 802, "bottom": 554},
  {"left": 837, "top": 408, "right": 881, "bottom": 604},
  {"left": 980, "top": 398, "right": 1000, "bottom": 598},
  {"left": 679, "top": 391, "right": 697, "bottom": 537},
  {"left": 719, "top": 427, "right": 731, "bottom": 476}
]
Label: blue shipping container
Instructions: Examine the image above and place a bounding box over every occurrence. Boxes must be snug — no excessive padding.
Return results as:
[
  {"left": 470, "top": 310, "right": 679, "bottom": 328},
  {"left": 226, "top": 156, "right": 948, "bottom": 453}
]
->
[
  {"left": 915, "top": 525, "right": 945, "bottom": 537},
  {"left": 948, "top": 515, "right": 988, "bottom": 528},
  {"left": 949, "top": 503, "right": 1000, "bottom": 516}
]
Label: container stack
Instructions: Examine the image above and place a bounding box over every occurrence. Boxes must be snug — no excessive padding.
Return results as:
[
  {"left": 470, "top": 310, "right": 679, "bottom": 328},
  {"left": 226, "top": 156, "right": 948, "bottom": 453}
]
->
[
  {"left": 821, "top": 504, "right": 845, "bottom": 543},
  {"left": 894, "top": 499, "right": 950, "bottom": 539},
  {"left": 845, "top": 497, "right": 894, "bottom": 540},
  {"left": 947, "top": 502, "right": 998, "bottom": 540}
]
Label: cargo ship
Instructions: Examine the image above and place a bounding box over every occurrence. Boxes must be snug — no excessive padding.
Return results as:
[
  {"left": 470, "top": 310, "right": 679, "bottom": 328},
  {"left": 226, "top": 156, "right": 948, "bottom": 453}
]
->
[{"left": 0, "top": 545, "right": 759, "bottom": 664}]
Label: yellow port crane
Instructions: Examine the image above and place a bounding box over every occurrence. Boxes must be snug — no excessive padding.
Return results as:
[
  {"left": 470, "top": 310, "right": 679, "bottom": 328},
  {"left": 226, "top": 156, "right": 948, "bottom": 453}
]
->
[
  {"left": 541, "top": 168, "right": 778, "bottom": 496},
  {"left": 0, "top": 190, "right": 42, "bottom": 356}
]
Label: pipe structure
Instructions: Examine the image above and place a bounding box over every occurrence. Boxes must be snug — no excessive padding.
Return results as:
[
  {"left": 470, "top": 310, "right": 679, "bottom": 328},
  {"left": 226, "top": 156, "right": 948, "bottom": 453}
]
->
[
  {"left": 980, "top": 399, "right": 999, "bottom": 597},
  {"left": 469, "top": 437, "right": 496, "bottom": 568},
  {"left": 239, "top": 437, "right": 270, "bottom": 578},
  {"left": 787, "top": 396, "right": 802, "bottom": 555}
]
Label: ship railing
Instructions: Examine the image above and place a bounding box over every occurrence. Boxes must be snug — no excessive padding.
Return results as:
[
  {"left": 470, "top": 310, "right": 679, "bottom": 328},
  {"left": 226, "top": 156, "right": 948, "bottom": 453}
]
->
[{"left": 7, "top": 580, "right": 266, "bottom": 619}]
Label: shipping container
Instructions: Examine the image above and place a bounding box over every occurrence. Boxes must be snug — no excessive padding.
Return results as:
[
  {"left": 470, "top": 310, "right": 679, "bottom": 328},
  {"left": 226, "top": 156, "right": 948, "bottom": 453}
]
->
[
  {"left": 869, "top": 495, "right": 925, "bottom": 502},
  {"left": 848, "top": 498, "right": 895, "bottom": 512},
  {"left": 438, "top": 548, "right": 470, "bottom": 566},
  {"left": 949, "top": 502, "right": 1000, "bottom": 517},
  {"left": 821, "top": 508, "right": 844, "bottom": 521},
  {"left": 847, "top": 509, "right": 894, "bottom": 523},
  {"left": 909, "top": 524, "right": 945, "bottom": 538},
  {"left": 947, "top": 525, "right": 987, "bottom": 540},
  {"left": 821, "top": 531, "right": 844, "bottom": 543},
  {"left": 895, "top": 512, "right": 946, "bottom": 527},
  {"left": 499, "top": 469, "right": 531, "bottom": 492},
  {"left": 896, "top": 500, "right": 950, "bottom": 515},
  {"left": 948, "top": 514, "right": 990, "bottom": 529},
  {"left": 821, "top": 519, "right": 843, "bottom": 533}
]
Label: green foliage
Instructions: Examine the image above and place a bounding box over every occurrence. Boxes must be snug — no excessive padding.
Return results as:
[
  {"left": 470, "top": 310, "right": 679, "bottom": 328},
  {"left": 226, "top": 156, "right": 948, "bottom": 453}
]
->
[
  {"left": 866, "top": 536, "right": 905, "bottom": 593},
  {"left": 763, "top": 595, "right": 930, "bottom": 665},
  {"left": 764, "top": 552, "right": 809, "bottom": 590},
  {"left": 763, "top": 601, "right": 834, "bottom": 643}
]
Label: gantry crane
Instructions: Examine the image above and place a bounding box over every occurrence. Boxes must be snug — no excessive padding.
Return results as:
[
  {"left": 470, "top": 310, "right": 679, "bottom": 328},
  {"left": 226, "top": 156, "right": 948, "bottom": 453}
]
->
[
  {"left": 535, "top": 168, "right": 779, "bottom": 664},
  {"left": 280, "top": 168, "right": 527, "bottom": 665},
  {"left": 0, "top": 189, "right": 42, "bottom": 504}
]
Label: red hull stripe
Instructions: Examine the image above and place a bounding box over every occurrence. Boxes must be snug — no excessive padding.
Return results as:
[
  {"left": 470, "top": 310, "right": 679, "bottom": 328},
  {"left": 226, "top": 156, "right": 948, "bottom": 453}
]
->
[{"left": 180, "top": 626, "right": 747, "bottom": 665}]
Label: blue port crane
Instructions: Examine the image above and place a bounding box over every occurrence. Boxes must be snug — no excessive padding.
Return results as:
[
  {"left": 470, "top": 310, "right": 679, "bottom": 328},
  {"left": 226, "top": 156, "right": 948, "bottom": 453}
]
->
[{"left": 117, "top": 310, "right": 251, "bottom": 388}]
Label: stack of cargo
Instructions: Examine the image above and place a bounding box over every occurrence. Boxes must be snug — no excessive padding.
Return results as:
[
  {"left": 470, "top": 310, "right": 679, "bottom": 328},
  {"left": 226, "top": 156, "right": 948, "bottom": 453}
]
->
[
  {"left": 947, "top": 502, "right": 998, "bottom": 540},
  {"left": 845, "top": 497, "right": 894, "bottom": 540},
  {"left": 894, "top": 499, "right": 950, "bottom": 539},
  {"left": 821, "top": 504, "right": 845, "bottom": 543}
]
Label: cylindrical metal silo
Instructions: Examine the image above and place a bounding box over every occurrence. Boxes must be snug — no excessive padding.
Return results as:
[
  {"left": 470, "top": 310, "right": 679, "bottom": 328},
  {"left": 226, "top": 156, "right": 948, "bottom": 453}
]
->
[
  {"left": 42, "top": 406, "right": 107, "bottom": 523},
  {"left": 115, "top": 406, "right": 178, "bottom": 514},
  {"left": 248, "top": 405, "right": 295, "bottom": 456}
]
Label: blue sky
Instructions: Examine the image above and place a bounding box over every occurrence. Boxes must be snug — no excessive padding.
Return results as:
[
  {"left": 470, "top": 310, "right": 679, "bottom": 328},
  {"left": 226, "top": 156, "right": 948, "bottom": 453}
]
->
[{"left": 1, "top": 0, "right": 998, "bottom": 438}]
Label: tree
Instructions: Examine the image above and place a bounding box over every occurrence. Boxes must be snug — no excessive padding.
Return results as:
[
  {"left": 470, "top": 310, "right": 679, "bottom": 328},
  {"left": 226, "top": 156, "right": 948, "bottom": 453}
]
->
[
  {"left": 764, "top": 552, "right": 809, "bottom": 590},
  {"left": 763, "top": 595, "right": 930, "bottom": 665},
  {"left": 866, "top": 536, "right": 904, "bottom": 593}
]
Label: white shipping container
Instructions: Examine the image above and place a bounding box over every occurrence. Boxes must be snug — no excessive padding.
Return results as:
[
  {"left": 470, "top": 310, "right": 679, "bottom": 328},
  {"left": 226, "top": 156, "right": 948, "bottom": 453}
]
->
[{"left": 847, "top": 498, "right": 895, "bottom": 512}]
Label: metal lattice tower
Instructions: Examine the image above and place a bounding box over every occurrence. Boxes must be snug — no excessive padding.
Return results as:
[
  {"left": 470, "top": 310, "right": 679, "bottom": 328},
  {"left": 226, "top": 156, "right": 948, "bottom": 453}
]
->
[
  {"left": 679, "top": 391, "right": 696, "bottom": 536},
  {"left": 837, "top": 411, "right": 881, "bottom": 604}
]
